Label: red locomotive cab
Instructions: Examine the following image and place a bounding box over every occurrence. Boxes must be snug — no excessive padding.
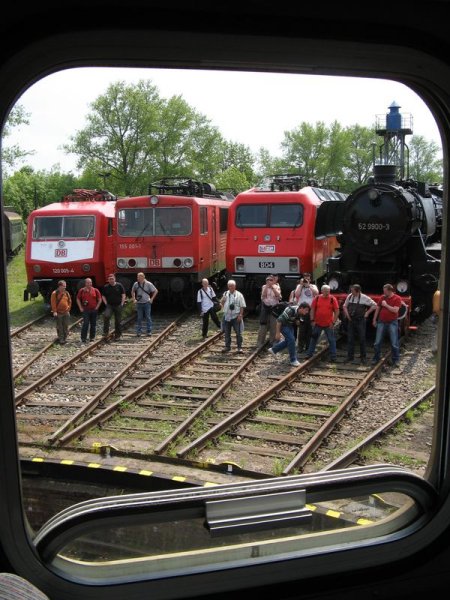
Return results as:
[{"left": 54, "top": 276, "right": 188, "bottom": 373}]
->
[
  {"left": 24, "top": 190, "right": 116, "bottom": 303},
  {"left": 114, "top": 179, "right": 231, "bottom": 307},
  {"left": 226, "top": 175, "right": 347, "bottom": 305}
]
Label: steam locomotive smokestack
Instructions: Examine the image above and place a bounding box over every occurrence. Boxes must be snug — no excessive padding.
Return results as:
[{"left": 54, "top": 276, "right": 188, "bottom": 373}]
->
[{"left": 373, "top": 164, "right": 397, "bottom": 184}]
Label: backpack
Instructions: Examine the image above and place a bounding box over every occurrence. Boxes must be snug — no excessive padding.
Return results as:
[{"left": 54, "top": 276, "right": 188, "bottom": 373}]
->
[{"left": 271, "top": 301, "right": 296, "bottom": 318}]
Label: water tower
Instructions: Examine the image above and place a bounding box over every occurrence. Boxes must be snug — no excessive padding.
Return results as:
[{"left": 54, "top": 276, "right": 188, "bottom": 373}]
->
[{"left": 374, "top": 101, "right": 413, "bottom": 180}]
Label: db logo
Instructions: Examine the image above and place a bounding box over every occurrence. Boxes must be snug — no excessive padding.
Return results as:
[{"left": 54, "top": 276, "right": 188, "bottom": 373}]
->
[{"left": 55, "top": 248, "right": 68, "bottom": 257}]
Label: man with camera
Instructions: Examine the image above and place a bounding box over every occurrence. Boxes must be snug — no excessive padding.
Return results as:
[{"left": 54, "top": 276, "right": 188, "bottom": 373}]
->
[
  {"left": 131, "top": 272, "right": 158, "bottom": 336},
  {"left": 76, "top": 278, "right": 103, "bottom": 343},
  {"left": 256, "top": 275, "right": 282, "bottom": 349},
  {"left": 293, "top": 273, "right": 319, "bottom": 306},
  {"left": 220, "top": 279, "right": 246, "bottom": 353}
]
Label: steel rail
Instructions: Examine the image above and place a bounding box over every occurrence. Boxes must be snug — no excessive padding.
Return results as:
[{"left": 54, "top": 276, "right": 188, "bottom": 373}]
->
[
  {"left": 153, "top": 340, "right": 260, "bottom": 455},
  {"left": 321, "top": 385, "right": 436, "bottom": 471},
  {"left": 14, "top": 313, "right": 137, "bottom": 406},
  {"left": 282, "top": 353, "right": 390, "bottom": 474},
  {"left": 47, "top": 316, "right": 185, "bottom": 445},
  {"left": 176, "top": 346, "right": 329, "bottom": 458},
  {"left": 10, "top": 312, "right": 48, "bottom": 337},
  {"left": 55, "top": 326, "right": 225, "bottom": 446},
  {"left": 13, "top": 318, "right": 83, "bottom": 379}
]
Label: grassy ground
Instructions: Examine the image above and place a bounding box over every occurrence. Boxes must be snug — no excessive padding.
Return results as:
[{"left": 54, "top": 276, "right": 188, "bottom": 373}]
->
[{"left": 6, "top": 248, "right": 45, "bottom": 327}]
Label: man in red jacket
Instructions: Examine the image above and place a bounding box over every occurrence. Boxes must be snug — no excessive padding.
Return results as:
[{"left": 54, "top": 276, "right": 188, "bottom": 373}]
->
[
  {"left": 304, "top": 284, "right": 340, "bottom": 362},
  {"left": 76, "top": 278, "right": 102, "bottom": 343},
  {"left": 372, "top": 283, "right": 402, "bottom": 366}
]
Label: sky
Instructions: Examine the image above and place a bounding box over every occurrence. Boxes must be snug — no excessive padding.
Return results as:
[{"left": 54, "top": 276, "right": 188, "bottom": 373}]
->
[{"left": 6, "top": 66, "right": 443, "bottom": 174}]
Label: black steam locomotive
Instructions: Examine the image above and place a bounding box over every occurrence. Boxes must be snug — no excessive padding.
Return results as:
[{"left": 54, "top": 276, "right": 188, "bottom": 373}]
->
[{"left": 316, "top": 164, "right": 442, "bottom": 325}]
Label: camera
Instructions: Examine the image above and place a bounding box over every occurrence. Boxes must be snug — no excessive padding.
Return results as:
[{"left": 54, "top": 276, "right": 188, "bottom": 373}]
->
[
  {"left": 82, "top": 300, "right": 89, "bottom": 306},
  {"left": 136, "top": 294, "right": 142, "bottom": 301},
  {"left": 229, "top": 303, "right": 235, "bottom": 310}
]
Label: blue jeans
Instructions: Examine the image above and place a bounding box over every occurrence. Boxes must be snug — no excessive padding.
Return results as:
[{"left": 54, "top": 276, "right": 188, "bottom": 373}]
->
[
  {"left": 307, "top": 325, "right": 336, "bottom": 358},
  {"left": 136, "top": 302, "right": 152, "bottom": 334},
  {"left": 223, "top": 317, "right": 243, "bottom": 349},
  {"left": 272, "top": 325, "right": 297, "bottom": 362},
  {"left": 373, "top": 320, "right": 399, "bottom": 362},
  {"left": 346, "top": 317, "right": 367, "bottom": 360},
  {"left": 81, "top": 309, "right": 98, "bottom": 341}
]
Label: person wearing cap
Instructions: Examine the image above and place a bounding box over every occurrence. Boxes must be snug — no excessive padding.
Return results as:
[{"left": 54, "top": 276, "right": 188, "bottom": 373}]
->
[
  {"left": 342, "top": 283, "right": 377, "bottom": 364},
  {"left": 256, "top": 275, "right": 282, "bottom": 348},
  {"left": 102, "top": 274, "right": 126, "bottom": 340}
]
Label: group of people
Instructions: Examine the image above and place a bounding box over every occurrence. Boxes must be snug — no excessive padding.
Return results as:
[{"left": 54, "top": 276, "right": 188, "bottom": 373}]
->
[
  {"left": 51, "top": 270, "right": 404, "bottom": 367},
  {"left": 256, "top": 274, "right": 403, "bottom": 368},
  {"left": 50, "top": 272, "right": 158, "bottom": 344}
]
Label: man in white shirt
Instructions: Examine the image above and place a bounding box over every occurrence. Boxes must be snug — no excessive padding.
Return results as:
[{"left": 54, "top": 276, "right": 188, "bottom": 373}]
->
[{"left": 220, "top": 280, "right": 246, "bottom": 353}]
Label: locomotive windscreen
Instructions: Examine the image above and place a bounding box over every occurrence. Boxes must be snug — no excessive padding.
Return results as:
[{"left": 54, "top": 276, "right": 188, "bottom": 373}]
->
[{"left": 343, "top": 184, "right": 422, "bottom": 256}]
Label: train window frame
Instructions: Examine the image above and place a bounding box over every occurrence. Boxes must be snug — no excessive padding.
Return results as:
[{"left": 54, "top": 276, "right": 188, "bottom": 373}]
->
[
  {"left": 200, "top": 206, "right": 208, "bottom": 234},
  {"left": 32, "top": 215, "right": 96, "bottom": 240},
  {"left": 235, "top": 203, "right": 304, "bottom": 228},
  {"left": 0, "top": 13, "right": 449, "bottom": 600}
]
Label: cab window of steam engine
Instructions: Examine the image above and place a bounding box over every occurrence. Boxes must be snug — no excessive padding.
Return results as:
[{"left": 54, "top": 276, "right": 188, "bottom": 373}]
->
[{"left": 236, "top": 203, "right": 303, "bottom": 227}]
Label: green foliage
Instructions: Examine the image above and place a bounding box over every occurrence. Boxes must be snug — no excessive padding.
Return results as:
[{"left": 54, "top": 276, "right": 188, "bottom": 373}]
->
[
  {"left": 3, "top": 166, "right": 78, "bottom": 218},
  {"left": 1, "top": 104, "right": 34, "bottom": 174},
  {"left": 7, "top": 248, "right": 45, "bottom": 326},
  {"left": 4, "top": 81, "right": 444, "bottom": 202}
]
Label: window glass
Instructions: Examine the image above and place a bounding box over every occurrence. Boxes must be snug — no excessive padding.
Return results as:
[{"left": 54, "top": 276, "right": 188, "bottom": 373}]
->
[{"left": 32, "top": 216, "right": 95, "bottom": 239}]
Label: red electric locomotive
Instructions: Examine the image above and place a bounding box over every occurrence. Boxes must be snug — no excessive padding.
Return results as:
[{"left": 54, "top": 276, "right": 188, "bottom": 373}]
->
[
  {"left": 226, "top": 174, "right": 347, "bottom": 307},
  {"left": 24, "top": 189, "right": 117, "bottom": 304},
  {"left": 114, "top": 178, "right": 233, "bottom": 309}
]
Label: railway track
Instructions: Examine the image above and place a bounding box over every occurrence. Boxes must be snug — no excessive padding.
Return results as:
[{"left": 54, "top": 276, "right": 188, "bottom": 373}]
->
[{"left": 13, "top": 312, "right": 437, "bottom": 483}]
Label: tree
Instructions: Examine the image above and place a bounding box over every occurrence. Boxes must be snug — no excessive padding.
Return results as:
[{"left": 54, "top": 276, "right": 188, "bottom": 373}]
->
[
  {"left": 149, "top": 94, "right": 225, "bottom": 183},
  {"left": 1, "top": 104, "right": 34, "bottom": 174},
  {"left": 3, "top": 167, "right": 78, "bottom": 218},
  {"left": 64, "top": 80, "right": 163, "bottom": 196},
  {"left": 407, "top": 135, "right": 443, "bottom": 184},
  {"left": 343, "top": 124, "right": 378, "bottom": 188}
]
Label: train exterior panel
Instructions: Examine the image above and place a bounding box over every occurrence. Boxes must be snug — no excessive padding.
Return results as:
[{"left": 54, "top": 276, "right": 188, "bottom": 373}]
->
[
  {"left": 226, "top": 175, "right": 347, "bottom": 305},
  {"left": 114, "top": 179, "right": 232, "bottom": 308},
  {"left": 3, "top": 208, "right": 24, "bottom": 258},
  {"left": 24, "top": 190, "right": 116, "bottom": 303}
]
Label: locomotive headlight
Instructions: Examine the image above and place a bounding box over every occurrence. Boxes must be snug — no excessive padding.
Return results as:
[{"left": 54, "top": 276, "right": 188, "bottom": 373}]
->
[
  {"left": 82, "top": 263, "right": 91, "bottom": 272},
  {"left": 368, "top": 189, "right": 379, "bottom": 201},
  {"left": 328, "top": 276, "right": 340, "bottom": 291},
  {"left": 183, "top": 258, "right": 194, "bottom": 268},
  {"left": 236, "top": 258, "right": 245, "bottom": 271},
  {"left": 264, "top": 234, "right": 271, "bottom": 241},
  {"left": 150, "top": 196, "right": 159, "bottom": 205},
  {"left": 117, "top": 258, "right": 127, "bottom": 268},
  {"left": 33, "top": 264, "right": 41, "bottom": 273},
  {"left": 396, "top": 280, "right": 409, "bottom": 294}
]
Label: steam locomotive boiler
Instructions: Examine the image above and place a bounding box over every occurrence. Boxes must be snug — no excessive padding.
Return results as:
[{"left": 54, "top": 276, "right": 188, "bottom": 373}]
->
[{"left": 316, "top": 164, "right": 441, "bottom": 325}]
